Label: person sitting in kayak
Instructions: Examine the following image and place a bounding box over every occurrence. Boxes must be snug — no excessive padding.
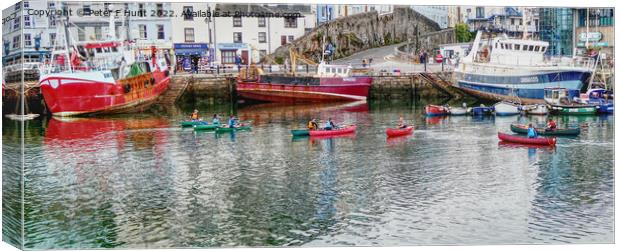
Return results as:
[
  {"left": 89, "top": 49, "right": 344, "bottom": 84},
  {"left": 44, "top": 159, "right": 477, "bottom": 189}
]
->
[
  {"left": 324, "top": 118, "right": 335, "bottom": 130},
  {"left": 397, "top": 116, "right": 408, "bottom": 129},
  {"left": 227, "top": 115, "right": 238, "bottom": 128},
  {"left": 190, "top": 109, "right": 200, "bottom": 121},
  {"left": 527, "top": 124, "right": 538, "bottom": 138},
  {"left": 546, "top": 118, "right": 557, "bottom": 131},
  {"left": 308, "top": 119, "right": 319, "bottom": 130},
  {"left": 212, "top": 114, "right": 220, "bottom": 125}
]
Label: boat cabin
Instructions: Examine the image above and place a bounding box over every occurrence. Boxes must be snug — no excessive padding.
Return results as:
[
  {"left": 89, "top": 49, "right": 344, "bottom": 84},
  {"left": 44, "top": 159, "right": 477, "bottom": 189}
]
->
[
  {"left": 317, "top": 63, "right": 352, "bottom": 77},
  {"left": 487, "top": 37, "right": 548, "bottom": 66},
  {"left": 544, "top": 87, "right": 580, "bottom": 105}
]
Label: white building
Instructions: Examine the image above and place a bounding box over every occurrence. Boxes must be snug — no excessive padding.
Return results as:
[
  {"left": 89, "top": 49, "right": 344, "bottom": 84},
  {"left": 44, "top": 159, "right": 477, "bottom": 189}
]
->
[
  {"left": 459, "top": 6, "right": 538, "bottom": 37},
  {"left": 2, "top": 0, "right": 57, "bottom": 81},
  {"left": 411, "top": 5, "right": 450, "bottom": 29},
  {"left": 211, "top": 4, "right": 310, "bottom": 65},
  {"left": 126, "top": 2, "right": 173, "bottom": 55},
  {"left": 170, "top": 2, "right": 215, "bottom": 71}
]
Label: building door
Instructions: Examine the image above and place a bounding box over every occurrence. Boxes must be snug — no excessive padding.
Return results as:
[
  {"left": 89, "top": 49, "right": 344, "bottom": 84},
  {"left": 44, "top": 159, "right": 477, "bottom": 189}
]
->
[
  {"left": 241, "top": 50, "right": 249, "bottom": 64},
  {"left": 281, "top": 36, "right": 287, "bottom": 45}
]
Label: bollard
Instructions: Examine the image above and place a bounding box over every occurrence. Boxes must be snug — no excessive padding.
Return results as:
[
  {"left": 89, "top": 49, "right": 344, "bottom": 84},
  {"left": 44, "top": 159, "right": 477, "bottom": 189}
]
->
[
  {"left": 269, "top": 65, "right": 272, "bottom": 73},
  {"left": 306, "top": 64, "right": 309, "bottom": 73}
]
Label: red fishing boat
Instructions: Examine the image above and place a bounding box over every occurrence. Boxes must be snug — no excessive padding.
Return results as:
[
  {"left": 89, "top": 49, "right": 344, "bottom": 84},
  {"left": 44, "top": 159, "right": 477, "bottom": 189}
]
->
[
  {"left": 497, "top": 132, "right": 556, "bottom": 146},
  {"left": 38, "top": 15, "right": 170, "bottom": 117}
]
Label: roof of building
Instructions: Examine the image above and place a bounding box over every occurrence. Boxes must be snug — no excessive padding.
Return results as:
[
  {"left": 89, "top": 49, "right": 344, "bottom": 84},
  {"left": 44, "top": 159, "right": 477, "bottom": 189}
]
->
[{"left": 214, "top": 4, "right": 312, "bottom": 15}]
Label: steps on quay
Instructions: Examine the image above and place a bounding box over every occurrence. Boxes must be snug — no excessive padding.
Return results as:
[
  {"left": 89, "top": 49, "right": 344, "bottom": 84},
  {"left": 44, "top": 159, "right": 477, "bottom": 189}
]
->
[
  {"left": 159, "top": 77, "right": 191, "bottom": 105},
  {"left": 419, "top": 72, "right": 466, "bottom": 99}
]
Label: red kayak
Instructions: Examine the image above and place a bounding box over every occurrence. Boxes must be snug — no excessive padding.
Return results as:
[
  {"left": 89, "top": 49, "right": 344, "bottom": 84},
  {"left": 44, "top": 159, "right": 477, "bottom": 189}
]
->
[
  {"left": 386, "top": 126, "right": 414, "bottom": 137},
  {"left": 425, "top": 105, "right": 449, "bottom": 116},
  {"left": 309, "top": 125, "right": 357, "bottom": 136},
  {"left": 497, "top": 132, "right": 556, "bottom": 146}
]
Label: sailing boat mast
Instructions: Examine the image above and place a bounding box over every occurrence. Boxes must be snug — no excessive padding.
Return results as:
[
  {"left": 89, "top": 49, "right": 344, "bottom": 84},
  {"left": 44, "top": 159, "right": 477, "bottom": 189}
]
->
[{"left": 522, "top": 7, "right": 528, "bottom": 40}]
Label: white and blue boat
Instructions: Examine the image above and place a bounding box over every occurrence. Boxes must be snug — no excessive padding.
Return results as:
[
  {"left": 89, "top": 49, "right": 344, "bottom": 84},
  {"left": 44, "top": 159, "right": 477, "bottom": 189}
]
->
[
  {"left": 493, "top": 101, "right": 521, "bottom": 116},
  {"left": 454, "top": 31, "right": 595, "bottom": 104}
]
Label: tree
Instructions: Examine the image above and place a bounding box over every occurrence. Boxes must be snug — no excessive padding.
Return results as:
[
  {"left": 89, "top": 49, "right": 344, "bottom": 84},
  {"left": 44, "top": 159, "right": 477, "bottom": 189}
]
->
[{"left": 455, "top": 23, "right": 473, "bottom": 43}]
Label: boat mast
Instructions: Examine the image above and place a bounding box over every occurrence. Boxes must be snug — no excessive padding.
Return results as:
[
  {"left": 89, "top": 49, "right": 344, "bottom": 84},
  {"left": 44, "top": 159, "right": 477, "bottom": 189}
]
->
[
  {"left": 522, "top": 8, "right": 528, "bottom": 40},
  {"left": 62, "top": 8, "right": 73, "bottom": 73}
]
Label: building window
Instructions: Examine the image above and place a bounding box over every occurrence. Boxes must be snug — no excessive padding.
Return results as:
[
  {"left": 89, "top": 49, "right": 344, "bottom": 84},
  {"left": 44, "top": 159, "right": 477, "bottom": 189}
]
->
[
  {"left": 233, "top": 32, "right": 242, "bottom": 43},
  {"left": 49, "top": 15, "right": 56, "bottom": 27},
  {"left": 157, "top": 25, "right": 165, "bottom": 39},
  {"left": 138, "top": 4, "right": 145, "bottom": 17},
  {"left": 258, "top": 17, "right": 266, "bottom": 27},
  {"left": 288, "top": 35, "right": 294, "bottom": 42},
  {"left": 24, "top": 16, "right": 31, "bottom": 27},
  {"left": 13, "top": 16, "right": 20, "bottom": 30},
  {"left": 12, "top": 36, "right": 20, "bottom": 49},
  {"left": 48, "top": 2, "right": 55, "bottom": 9},
  {"left": 156, "top": 4, "right": 164, "bottom": 17},
  {"left": 14, "top": 2, "right": 21, "bottom": 11},
  {"left": 78, "top": 29, "right": 85, "bottom": 41},
  {"left": 259, "top": 49, "right": 267, "bottom": 61},
  {"left": 233, "top": 17, "right": 242, "bottom": 27},
  {"left": 104, "top": 3, "right": 110, "bottom": 11},
  {"left": 183, "top": 6, "right": 193, "bottom": 20},
  {"left": 83, "top": 4, "right": 91, "bottom": 15},
  {"left": 24, "top": 34, "right": 32, "bottom": 47},
  {"left": 49, "top": 33, "right": 56, "bottom": 45},
  {"left": 23, "top": 1, "right": 29, "bottom": 8},
  {"left": 94, "top": 27, "right": 102, "bottom": 40},
  {"left": 284, "top": 17, "right": 297, "bottom": 28},
  {"left": 280, "top": 35, "right": 286, "bottom": 45},
  {"left": 258, "top": 32, "right": 266, "bottom": 43},
  {"left": 184, "top": 28, "right": 195, "bottom": 42},
  {"left": 475, "top": 7, "right": 484, "bottom": 18},
  {"left": 139, "top": 25, "right": 147, "bottom": 39},
  {"left": 221, "top": 50, "right": 236, "bottom": 64}
]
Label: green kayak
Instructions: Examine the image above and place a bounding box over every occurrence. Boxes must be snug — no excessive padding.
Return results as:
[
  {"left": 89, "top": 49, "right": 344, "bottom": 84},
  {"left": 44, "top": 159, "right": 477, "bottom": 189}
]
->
[
  {"left": 291, "top": 129, "right": 310, "bottom": 136},
  {"left": 510, "top": 124, "right": 580, "bottom": 136},
  {"left": 193, "top": 124, "right": 220, "bottom": 131},
  {"left": 181, "top": 121, "right": 207, "bottom": 127},
  {"left": 215, "top": 126, "right": 252, "bottom": 133}
]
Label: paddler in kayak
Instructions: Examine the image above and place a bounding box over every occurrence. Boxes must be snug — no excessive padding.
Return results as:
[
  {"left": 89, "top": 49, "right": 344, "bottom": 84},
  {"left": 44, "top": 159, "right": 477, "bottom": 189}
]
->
[
  {"left": 227, "top": 115, "right": 238, "bottom": 128},
  {"left": 307, "top": 118, "right": 319, "bottom": 130},
  {"left": 545, "top": 118, "right": 557, "bottom": 131},
  {"left": 324, "top": 118, "right": 336, "bottom": 130},
  {"left": 397, "top": 116, "right": 408, "bottom": 129},
  {"left": 190, "top": 109, "right": 200, "bottom": 121},
  {"left": 527, "top": 123, "right": 538, "bottom": 138},
  {"left": 212, "top": 114, "right": 221, "bottom": 125}
]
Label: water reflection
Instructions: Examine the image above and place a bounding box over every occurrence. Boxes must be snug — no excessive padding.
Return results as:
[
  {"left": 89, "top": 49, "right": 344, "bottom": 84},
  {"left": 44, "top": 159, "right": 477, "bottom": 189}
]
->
[{"left": 3, "top": 101, "right": 613, "bottom": 248}]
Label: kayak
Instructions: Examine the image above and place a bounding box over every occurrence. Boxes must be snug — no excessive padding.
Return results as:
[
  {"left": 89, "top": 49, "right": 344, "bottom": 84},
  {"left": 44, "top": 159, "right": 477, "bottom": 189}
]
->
[
  {"left": 497, "top": 132, "right": 556, "bottom": 146},
  {"left": 181, "top": 121, "right": 207, "bottom": 127},
  {"left": 510, "top": 124, "right": 580, "bottom": 136},
  {"left": 193, "top": 124, "right": 219, "bottom": 131},
  {"left": 309, "top": 125, "right": 356, "bottom": 136},
  {"left": 215, "top": 126, "right": 252, "bottom": 133},
  {"left": 386, "top": 126, "right": 414, "bottom": 137},
  {"left": 425, "top": 105, "right": 449, "bottom": 116},
  {"left": 291, "top": 129, "right": 310, "bottom": 136}
]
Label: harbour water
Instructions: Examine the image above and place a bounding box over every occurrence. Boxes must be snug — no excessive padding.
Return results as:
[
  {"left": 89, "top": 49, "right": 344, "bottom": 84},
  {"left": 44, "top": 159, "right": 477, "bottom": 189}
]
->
[{"left": 2, "top": 100, "right": 614, "bottom": 249}]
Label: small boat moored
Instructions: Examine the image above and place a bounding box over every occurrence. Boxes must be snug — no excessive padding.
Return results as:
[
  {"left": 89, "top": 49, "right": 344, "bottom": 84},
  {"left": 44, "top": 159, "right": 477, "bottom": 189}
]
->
[
  {"left": 544, "top": 87, "right": 598, "bottom": 115},
  {"left": 493, "top": 101, "right": 521, "bottom": 116},
  {"left": 386, "top": 126, "right": 414, "bottom": 137},
  {"left": 469, "top": 106, "right": 494, "bottom": 116},
  {"left": 309, "top": 125, "right": 357, "bottom": 137},
  {"left": 509, "top": 124, "right": 580, "bottom": 136},
  {"left": 498, "top": 132, "right": 556, "bottom": 146},
  {"left": 425, "top": 105, "right": 450, "bottom": 116},
  {"left": 522, "top": 104, "right": 548, "bottom": 115}
]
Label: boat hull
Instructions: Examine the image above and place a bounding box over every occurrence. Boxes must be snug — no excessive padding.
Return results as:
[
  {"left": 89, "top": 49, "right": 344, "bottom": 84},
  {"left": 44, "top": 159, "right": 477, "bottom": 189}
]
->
[
  {"left": 510, "top": 124, "right": 580, "bottom": 136},
  {"left": 386, "top": 126, "right": 414, "bottom": 137},
  {"left": 498, "top": 132, "right": 556, "bottom": 146},
  {"left": 237, "top": 76, "right": 372, "bottom": 103},
  {"left": 39, "top": 70, "right": 170, "bottom": 116},
  {"left": 309, "top": 125, "right": 357, "bottom": 136},
  {"left": 494, "top": 101, "right": 521, "bottom": 116},
  {"left": 291, "top": 129, "right": 310, "bottom": 136},
  {"left": 425, "top": 105, "right": 449, "bottom": 116},
  {"left": 454, "top": 69, "right": 591, "bottom": 104}
]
